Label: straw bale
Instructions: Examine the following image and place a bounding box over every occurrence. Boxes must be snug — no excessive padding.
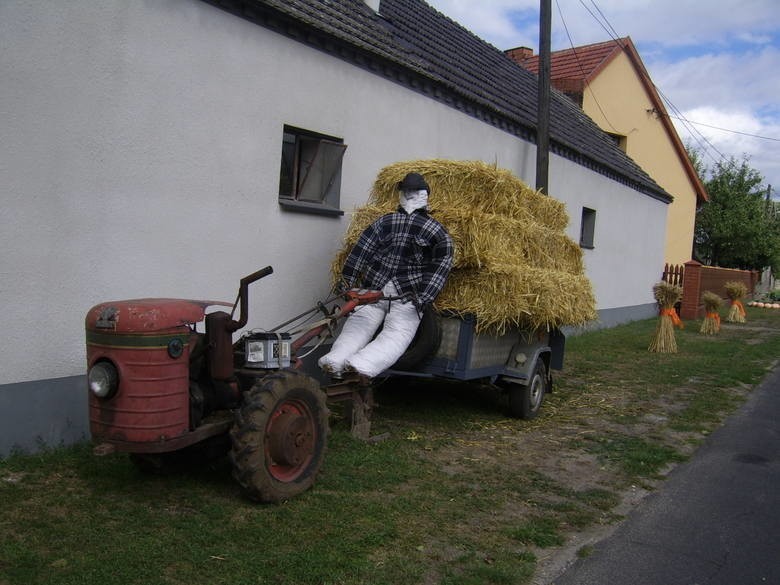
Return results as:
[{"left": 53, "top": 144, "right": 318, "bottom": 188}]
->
[
  {"left": 369, "top": 160, "right": 570, "bottom": 231},
  {"left": 334, "top": 205, "right": 584, "bottom": 273},
  {"left": 331, "top": 159, "right": 597, "bottom": 332},
  {"left": 435, "top": 264, "right": 597, "bottom": 333}
]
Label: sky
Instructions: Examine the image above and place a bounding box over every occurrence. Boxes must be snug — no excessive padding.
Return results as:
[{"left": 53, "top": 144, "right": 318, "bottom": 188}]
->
[{"left": 426, "top": 0, "right": 780, "bottom": 200}]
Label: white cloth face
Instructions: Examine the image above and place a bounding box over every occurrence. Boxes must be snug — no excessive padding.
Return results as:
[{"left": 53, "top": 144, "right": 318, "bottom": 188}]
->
[{"left": 399, "top": 189, "right": 429, "bottom": 214}]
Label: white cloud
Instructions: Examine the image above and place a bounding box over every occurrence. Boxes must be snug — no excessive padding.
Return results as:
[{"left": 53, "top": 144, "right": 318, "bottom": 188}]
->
[{"left": 672, "top": 106, "right": 780, "bottom": 192}]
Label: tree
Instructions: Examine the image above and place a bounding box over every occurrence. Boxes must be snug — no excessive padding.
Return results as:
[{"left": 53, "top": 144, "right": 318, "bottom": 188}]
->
[{"left": 690, "top": 150, "right": 780, "bottom": 271}]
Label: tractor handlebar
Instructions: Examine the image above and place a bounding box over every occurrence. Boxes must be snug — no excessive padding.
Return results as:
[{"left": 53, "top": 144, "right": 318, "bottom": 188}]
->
[
  {"left": 229, "top": 266, "right": 274, "bottom": 332},
  {"left": 241, "top": 266, "right": 273, "bottom": 288}
]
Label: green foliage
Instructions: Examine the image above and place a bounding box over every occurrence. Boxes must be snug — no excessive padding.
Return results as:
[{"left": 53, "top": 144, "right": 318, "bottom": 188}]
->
[{"left": 689, "top": 149, "right": 780, "bottom": 271}]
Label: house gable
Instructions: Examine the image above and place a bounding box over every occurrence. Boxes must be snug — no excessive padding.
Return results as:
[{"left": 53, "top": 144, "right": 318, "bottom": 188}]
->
[{"left": 511, "top": 37, "right": 706, "bottom": 206}]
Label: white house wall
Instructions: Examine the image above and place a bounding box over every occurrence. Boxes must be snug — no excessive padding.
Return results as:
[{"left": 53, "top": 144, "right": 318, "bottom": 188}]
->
[
  {"left": 0, "top": 0, "right": 666, "bottom": 454},
  {"left": 552, "top": 157, "right": 667, "bottom": 316}
]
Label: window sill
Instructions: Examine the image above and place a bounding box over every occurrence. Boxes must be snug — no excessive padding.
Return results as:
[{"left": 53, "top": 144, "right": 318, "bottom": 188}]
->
[{"left": 279, "top": 199, "right": 344, "bottom": 217}]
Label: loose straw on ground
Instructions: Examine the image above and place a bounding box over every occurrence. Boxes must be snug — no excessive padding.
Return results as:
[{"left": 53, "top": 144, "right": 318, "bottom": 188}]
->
[
  {"left": 724, "top": 281, "right": 747, "bottom": 323},
  {"left": 700, "top": 291, "right": 722, "bottom": 335},
  {"left": 648, "top": 282, "right": 683, "bottom": 353}
]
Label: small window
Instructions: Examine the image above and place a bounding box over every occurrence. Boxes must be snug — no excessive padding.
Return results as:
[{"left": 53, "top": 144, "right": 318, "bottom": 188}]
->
[
  {"left": 606, "top": 132, "right": 627, "bottom": 152},
  {"left": 279, "top": 125, "right": 347, "bottom": 216},
  {"left": 580, "top": 207, "right": 596, "bottom": 249}
]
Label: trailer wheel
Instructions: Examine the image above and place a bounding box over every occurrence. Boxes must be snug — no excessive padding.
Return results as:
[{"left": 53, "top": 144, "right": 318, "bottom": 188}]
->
[
  {"left": 230, "top": 370, "right": 329, "bottom": 503},
  {"left": 508, "top": 359, "right": 547, "bottom": 420}
]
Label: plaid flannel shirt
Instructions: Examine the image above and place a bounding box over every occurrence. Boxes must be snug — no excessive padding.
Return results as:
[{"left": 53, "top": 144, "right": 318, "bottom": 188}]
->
[{"left": 341, "top": 207, "right": 453, "bottom": 308}]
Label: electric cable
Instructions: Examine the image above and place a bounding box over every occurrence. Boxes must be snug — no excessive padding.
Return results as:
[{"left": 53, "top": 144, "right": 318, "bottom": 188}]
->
[{"left": 554, "top": 0, "right": 620, "bottom": 133}]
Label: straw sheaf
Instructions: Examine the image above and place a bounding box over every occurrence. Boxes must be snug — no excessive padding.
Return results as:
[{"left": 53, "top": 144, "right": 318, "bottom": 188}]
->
[
  {"left": 435, "top": 265, "right": 598, "bottom": 334},
  {"left": 369, "top": 160, "right": 570, "bottom": 231},
  {"left": 724, "top": 281, "right": 747, "bottom": 300},
  {"left": 701, "top": 291, "right": 722, "bottom": 312},
  {"left": 652, "top": 282, "right": 682, "bottom": 308}
]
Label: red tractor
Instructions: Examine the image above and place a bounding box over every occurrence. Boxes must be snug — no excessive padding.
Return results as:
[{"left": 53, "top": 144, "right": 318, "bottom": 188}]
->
[
  {"left": 87, "top": 268, "right": 564, "bottom": 502},
  {"left": 85, "top": 267, "right": 377, "bottom": 503}
]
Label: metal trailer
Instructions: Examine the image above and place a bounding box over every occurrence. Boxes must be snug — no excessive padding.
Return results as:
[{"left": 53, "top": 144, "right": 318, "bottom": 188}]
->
[
  {"left": 316, "top": 310, "right": 566, "bottom": 439},
  {"left": 385, "top": 314, "right": 564, "bottom": 417}
]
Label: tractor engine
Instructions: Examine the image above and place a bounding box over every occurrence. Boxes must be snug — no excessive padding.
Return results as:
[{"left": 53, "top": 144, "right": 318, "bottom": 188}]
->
[{"left": 85, "top": 299, "right": 239, "bottom": 452}]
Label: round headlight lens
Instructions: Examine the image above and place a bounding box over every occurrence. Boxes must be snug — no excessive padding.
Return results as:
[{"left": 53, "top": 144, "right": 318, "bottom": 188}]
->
[{"left": 88, "top": 362, "right": 118, "bottom": 399}]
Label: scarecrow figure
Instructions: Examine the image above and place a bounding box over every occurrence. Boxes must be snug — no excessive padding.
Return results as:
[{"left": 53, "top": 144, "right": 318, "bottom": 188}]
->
[{"left": 319, "top": 172, "right": 454, "bottom": 379}]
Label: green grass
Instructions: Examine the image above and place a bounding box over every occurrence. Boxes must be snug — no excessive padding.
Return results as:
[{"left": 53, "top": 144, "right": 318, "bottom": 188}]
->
[
  {"left": 509, "top": 518, "right": 564, "bottom": 548},
  {"left": 2, "top": 307, "right": 779, "bottom": 585},
  {"left": 585, "top": 434, "right": 687, "bottom": 477}
]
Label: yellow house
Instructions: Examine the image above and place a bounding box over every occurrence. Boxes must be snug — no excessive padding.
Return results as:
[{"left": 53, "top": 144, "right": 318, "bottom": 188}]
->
[{"left": 508, "top": 37, "right": 708, "bottom": 267}]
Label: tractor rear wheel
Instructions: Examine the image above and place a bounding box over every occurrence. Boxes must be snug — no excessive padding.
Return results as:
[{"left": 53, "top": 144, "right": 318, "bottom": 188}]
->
[{"left": 230, "top": 370, "right": 329, "bottom": 503}]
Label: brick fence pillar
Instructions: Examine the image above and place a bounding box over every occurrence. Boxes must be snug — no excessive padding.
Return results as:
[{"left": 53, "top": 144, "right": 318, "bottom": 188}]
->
[{"left": 680, "top": 260, "right": 702, "bottom": 320}]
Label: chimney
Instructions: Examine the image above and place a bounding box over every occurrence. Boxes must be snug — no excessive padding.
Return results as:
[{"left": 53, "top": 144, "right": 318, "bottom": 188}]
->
[
  {"left": 505, "top": 46, "right": 535, "bottom": 64},
  {"left": 364, "top": 0, "right": 380, "bottom": 13}
]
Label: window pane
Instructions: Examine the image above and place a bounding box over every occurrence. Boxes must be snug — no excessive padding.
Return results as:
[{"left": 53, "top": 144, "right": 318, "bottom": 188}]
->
[
  {"left": 580, "top": 207, "right": 596, "bottom": 248},
  {"left": 279, "top": 132, "right": 297, "bottom": 197},
  {"left": 298, "top": 139, "right": 347, "bottom": 203},
  {"left": 297, "top": 138, "right": 322, "bottom": 202}
]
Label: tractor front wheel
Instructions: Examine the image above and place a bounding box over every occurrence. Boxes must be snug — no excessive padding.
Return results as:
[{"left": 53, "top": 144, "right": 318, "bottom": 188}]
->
[{"left": 230, "top": 370, "right": 329, "bottom": 503}]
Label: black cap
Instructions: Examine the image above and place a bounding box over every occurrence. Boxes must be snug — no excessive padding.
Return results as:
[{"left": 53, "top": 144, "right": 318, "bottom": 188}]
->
[{"left": 398, "top": 172, "right": 430, "bottom": 192}]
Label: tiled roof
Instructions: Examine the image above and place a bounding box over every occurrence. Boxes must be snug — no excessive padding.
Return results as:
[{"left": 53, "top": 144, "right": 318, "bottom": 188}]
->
[
  {"left": 512, "top": 36, "right": 708, "bottom": 204},
  {"left": 205, "top": 0, "right": 671, "bottom": 202},
  {"left": 517, "top": 38, "right": 621, "bottom": 88}
]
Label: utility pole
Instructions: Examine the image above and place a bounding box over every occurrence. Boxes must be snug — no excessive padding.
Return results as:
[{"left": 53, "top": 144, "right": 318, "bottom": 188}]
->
[
  {"left": 535, "top": 0, "right": 551, "bottom": 194},
  {"left": 766, "top": 184, "right": 773, "bottom": 214}
]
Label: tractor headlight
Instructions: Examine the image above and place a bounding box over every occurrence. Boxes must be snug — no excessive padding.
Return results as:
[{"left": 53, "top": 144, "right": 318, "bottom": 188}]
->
[{"left": 88, "top": 362, "right": 119, "bottom": 399}]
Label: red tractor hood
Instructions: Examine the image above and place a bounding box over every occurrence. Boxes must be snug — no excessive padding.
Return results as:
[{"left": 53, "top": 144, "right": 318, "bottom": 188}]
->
[{"left": 86, "top": 298, "right": 234, "bottom": 333}]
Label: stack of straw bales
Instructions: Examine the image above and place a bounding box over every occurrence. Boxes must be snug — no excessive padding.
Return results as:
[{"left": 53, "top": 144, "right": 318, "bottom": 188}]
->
[{"left": 331, "top": 160, "right": 597, "bottom": 333}]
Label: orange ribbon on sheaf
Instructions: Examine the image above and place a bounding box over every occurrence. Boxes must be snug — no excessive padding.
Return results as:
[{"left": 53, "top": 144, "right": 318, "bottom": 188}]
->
[
  {"left": 706, "top": 312, "right": 721, "bottom": 331},
  {"left": 732, "top": 300, "right": 746, "bottom": 317},
  {"left": 660, "top": 307, "right": 684, "bottom": 329}
]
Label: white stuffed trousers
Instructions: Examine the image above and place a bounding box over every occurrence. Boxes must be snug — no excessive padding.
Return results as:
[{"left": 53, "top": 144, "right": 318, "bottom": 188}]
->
[{"left": 318, "top": 281, "right": 421, "bottom": 378}]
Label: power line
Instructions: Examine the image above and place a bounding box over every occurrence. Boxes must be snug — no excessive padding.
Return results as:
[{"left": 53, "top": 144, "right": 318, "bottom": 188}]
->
[
  {"left": 575, "top": 0, "right": 729, "bottom": 166},
  {"left": 554, "top": 0, "right": 620, "bottom": 133},
  {"left": 577, "top": 0, "right": 619, "bottom": 44},
  {"left": 655, "top": 88, "right": 727, "bottom": 164},
  {"left": 664, "top": 115, "right": 780, "bottom": 141},
  {"left": 588, "top": 0, "right": 621, "bottom": 41}
]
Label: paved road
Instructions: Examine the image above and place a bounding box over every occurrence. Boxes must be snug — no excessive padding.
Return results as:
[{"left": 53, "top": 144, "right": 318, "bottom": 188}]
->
[{"left": 551, "top": 365, "right": 780, "bottom": 585}]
